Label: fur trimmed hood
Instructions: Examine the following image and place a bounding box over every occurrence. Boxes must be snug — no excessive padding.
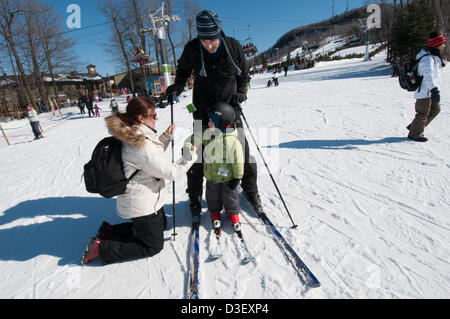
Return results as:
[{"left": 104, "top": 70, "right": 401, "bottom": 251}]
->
[{"left": 105, "top": 114, "right": 146, "bottom": 148}]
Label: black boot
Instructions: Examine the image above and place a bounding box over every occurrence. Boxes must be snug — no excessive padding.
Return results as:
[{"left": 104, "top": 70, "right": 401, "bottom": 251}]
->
[
  {"left": 189, "top": 194, "right": 202, "bottom": 217},
  {"left": 245, "top": 192, "right": 263, "bottom": 213},
  {"left": 408, "top": 135, "right": 428, "bottom": 142}
]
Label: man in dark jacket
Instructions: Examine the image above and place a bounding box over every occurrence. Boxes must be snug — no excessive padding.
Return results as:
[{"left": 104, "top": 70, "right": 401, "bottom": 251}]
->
[
  {"left": 86, "top": 96, "right": 94, "bottom": 117},
  {"left": 166, "top": 9, "right": 262, "bottom": 216}
]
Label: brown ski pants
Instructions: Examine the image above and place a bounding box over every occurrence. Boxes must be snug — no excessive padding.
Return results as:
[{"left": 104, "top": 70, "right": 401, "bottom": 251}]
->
[{"left": 408, "top": 98, "right": 440, "bottom": 139}]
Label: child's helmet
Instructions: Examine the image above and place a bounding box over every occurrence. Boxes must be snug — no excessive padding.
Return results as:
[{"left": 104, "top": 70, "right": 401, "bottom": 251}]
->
[{"left": 208, "top": 102, "right": 235, "bottom": 132}]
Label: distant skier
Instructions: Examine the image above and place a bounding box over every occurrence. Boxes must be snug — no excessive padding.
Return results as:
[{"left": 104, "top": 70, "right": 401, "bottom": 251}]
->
[
  {"left": 78, "top": 98, "right": 85, "bottom": 114},
  {"left": 272, "top": 73, "right": 279, "bottom": 86},
  {"left": 26, "top": 106, "right": 44, "bottom": 140},
  {"left": 110, "top": 98, "right": 119, "bottom": 113},
  {"left": 86, "top": 97, "right": 94, "bottom": 117},
  {"left": 94, "top": 104, "right": 101, "bottom": 117},
  {"left": 284, "top": 65, "right": 288, "bottom": 76},
  {"left": 406, "top": 32, "right": 446, "bottom": 142}
]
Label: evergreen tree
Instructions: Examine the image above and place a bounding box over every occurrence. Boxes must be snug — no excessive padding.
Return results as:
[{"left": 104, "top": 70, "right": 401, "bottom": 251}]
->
[
  {"left": 390, "top": 0, "right": 435, "bottom": 62},
  {"left": 295, "top": 52, "right": 301, "bottom": 65},
  {"left": 407, "top": 1, "right": 435, "bottom": 57}
]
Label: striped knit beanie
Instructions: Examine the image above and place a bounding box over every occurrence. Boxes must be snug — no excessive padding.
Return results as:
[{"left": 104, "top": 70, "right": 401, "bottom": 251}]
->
[
  {"left": 195, "top": 9, "right": 242, "bottom": 78},
  {"left": 428, "top": 32, "right": 446, "bottom": 48},
  {"left": 196, "top": 10, "right": 221, "bottom": 40}
]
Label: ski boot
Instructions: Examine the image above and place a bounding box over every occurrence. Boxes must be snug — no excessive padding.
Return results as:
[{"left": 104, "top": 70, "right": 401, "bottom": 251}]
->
[
  {"left": 245, "top": 192, "right": 264, "bottom": 215},
  {"left": 189, "top": 194, "right": 202, "bottom": 224},
  {"left": 209, "top": 211, "right": 223, "bottom": 259},
  {"left": 211, "top": 211, "right": 222, "bottom": 237},
  {"left": 229, "top": 213, "right": 242, "bottom": 238},
  {"left": 81, "top": 237, "right": 102, "bottom": 264},
  {"left": 96, "top": 221, "right": 112, "bottom": 240}
]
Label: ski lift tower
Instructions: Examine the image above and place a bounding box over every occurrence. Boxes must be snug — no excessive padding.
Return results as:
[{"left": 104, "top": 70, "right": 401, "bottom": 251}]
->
[
  {"left": 141, "top": 1, "right": 180, "bottom": 92},
  {"left": 358, "top": 19, "right": 371, "bottom": 62},
  {"left": 141, "top": 1, "right": 180, "bottom": 241}
]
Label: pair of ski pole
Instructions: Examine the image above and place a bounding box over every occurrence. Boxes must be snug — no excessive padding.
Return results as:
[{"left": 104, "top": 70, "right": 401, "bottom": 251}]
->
[{"left": 166, "top": 94, "right": 297, "bottom": 241}]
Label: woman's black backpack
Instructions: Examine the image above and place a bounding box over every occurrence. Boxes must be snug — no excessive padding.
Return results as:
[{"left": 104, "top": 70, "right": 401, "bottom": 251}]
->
[
  {"left": 83, "top": 136, "right": 139, "bottom": 198},
  {"left": 398, "top": 53, "right": 430, "bottom": 92}
]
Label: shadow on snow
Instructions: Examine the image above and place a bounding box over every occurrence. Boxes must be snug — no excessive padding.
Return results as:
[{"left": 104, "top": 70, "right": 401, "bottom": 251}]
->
[
  {"left": 269, "top": 137, "right": 408, "bottom": 150},
  {"left": 0, "top": 196, "right": 193, "bottom": 265}
]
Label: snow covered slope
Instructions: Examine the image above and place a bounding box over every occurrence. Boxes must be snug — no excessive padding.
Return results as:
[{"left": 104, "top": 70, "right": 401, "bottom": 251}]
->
[
  {"left": 0, "top": 52, "right": 449, "bottom": 299},
  {"left": 331, "top": 43, "right": 382, "bottom": 57}
]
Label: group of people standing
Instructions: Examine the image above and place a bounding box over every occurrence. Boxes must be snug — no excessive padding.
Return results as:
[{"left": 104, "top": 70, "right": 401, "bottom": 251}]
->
[
  {"left": 80, "top": 10, "right": 447, "bottom": 266},
  {"left": 78, "top": 95, "right": 94, "bottom": 117}
]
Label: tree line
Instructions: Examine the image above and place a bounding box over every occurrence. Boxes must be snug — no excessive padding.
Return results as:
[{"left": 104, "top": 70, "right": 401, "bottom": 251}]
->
[
  {"left": 0, "top": 0, "right": 77, "bottom": 115},
  {"left": 388, "top": 0, "right": 449, "bottom": 63},
  {"left": 0, "top": 0, "right": 203, "bottom": 116},
  {"left": 96, "top": 0, "right": 202, "bottom": 98},
  {"left": 250, "top": 0, "right": 448, "bottom": 67},
  {"left": 1, "top": 0, "right": 448, "bottom": 116}
]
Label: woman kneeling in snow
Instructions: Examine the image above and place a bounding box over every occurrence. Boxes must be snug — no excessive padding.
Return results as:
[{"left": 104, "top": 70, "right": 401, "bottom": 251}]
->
[{"left": 82, "top": 97, "right": 197, "bottom": 265}]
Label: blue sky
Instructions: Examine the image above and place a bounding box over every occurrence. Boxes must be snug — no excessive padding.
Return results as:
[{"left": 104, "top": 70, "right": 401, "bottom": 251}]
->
[{"left": 45, "top": 0, "right": 369, "bottom": 76}]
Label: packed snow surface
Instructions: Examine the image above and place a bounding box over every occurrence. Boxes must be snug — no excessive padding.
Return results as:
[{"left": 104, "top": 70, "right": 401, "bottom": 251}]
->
[{"left": 0, "top": 52, "right": 449, "bottom": 298}]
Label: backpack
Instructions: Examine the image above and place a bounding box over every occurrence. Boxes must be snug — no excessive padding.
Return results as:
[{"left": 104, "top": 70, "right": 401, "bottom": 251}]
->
[
  {"left": 398, "top": 52, "right": 430, "bottom": 92},
  {"left": 83, "top": 136, "right": 139, "bottom": 198}
]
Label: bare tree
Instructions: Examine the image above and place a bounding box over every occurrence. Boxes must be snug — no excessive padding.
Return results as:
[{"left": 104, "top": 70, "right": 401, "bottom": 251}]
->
[
  {"left": 98, "top": 0, "right": 136, "bottom": 96},
  {"left": 165, "top": 0, "right": 178, "bottom": 68},
  {"left": 0, "top": 0, "right": 38, "bottom": 108},
  {"left": 131, "top": 0, "right": 147, "bottom": 51},
  {"left": 121, "top": 0, "right": 159, "bottom": 85},
  {"left": 432, "top": 0, "right": 449, "bottom": 57},
  {"left": 36, "top": 3, "right": 77, "bottom": 107},
  {"left": 22, "top": 0, "right": 48, "bottom": 107},
  {"left": 182, "top": 0, "right": 201, "bottom": 42}
]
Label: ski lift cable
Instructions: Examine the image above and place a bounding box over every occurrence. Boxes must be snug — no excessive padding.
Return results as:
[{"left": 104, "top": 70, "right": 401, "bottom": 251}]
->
[{"left": 222, "top": 16, "right": 318, "bottom": 24}]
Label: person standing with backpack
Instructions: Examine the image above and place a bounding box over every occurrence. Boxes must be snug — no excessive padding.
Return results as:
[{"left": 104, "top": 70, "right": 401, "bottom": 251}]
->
[
  {"left": 165, "top": 9, "right": 264, "bottom": 218},
  {"left": 407, "top": 32, "right": 446, "bottom": 142},
  {"left": 81, "top": 97, "right": 197, "bottom": 265}
]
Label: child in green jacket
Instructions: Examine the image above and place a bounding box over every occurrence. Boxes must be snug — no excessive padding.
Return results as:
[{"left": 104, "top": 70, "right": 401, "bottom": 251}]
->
[{"left": 184, "top": 102, "right": 244, "bottom": 235}]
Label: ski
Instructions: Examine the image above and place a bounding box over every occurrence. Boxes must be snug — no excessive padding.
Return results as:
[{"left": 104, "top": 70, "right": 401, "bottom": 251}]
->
[
  {"left": 208, "top": 227, "right": 223, "bottom": 259},
  {"left": 255, "top": 211, "right": 320, "bottom": 288},
  {"left": 232, "top": 225, "right": 256, "bottom": 264},
  {"left": 208, "top": 223, "right": 255, "bottom": 263},
  {"left": 187, "top": 216, "right": 201, "bottom": 299}
]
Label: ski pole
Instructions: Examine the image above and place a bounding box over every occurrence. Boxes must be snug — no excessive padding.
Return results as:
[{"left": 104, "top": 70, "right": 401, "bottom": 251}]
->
[
  {"left": 169, "top": 95, "right": 177, "bottom": 240},
  {"left": 238, "top": 105, "right": 298, "bottom": 229}
]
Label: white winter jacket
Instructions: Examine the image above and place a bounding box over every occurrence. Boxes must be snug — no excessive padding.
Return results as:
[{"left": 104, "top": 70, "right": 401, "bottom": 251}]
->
[
  {"left": 414, "top": 49, "right": 443, "bottom": 99},
  {"left": 27, "top": 109, "right": 39, "bottom": 122},
  {"left": 105, "top": 115, "right": 197, "bottom": 219}
]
